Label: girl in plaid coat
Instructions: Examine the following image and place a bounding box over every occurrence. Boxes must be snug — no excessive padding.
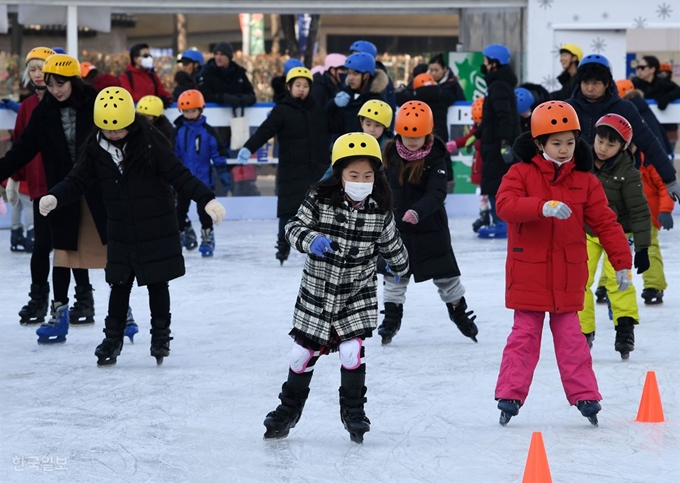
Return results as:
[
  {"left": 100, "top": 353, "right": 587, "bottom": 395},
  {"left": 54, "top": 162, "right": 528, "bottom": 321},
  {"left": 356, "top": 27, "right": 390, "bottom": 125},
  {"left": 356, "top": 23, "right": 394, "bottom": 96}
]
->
[{"left": 263, "top": 132, "right": 409, "bottom": 444}]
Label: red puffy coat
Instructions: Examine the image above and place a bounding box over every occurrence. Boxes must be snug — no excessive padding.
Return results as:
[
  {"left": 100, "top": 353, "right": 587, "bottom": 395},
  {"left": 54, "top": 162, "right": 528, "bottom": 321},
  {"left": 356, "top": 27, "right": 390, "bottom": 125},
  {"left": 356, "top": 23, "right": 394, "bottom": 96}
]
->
[
  {"left": 11, "top": 93, "right": 48, "bottom": 200},
  {"left": 496, "top": 134, "right": 631, "bottom": 313},
  {"left": 118, "top": 65, "right": 172, "bottom": 104}
]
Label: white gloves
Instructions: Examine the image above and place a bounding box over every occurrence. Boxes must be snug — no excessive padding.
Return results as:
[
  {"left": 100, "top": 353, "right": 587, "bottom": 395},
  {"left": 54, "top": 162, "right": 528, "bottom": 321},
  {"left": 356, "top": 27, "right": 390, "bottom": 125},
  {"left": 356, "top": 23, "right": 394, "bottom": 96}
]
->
[
  {"left": 6, "top": 178, "right": 19, "bottom": 206},
  {"left": 542, "top": 200, "right": 572, "bottom": 220},
  {"left": 205, "top": 199, "right": 226, "bottom": 226},
  {"left": 615, "top": 269, "right": 632, "bottom": 292},
  {"left": 39, "top": 194, "right": 58, "bottom": 216}
]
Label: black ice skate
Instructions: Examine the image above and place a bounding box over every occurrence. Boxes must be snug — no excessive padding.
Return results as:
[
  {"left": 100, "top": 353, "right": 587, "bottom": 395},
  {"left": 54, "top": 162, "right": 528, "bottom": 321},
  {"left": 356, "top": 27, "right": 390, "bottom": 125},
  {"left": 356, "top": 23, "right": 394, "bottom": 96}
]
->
[
  {"left": 594, "top": 286, "right": 608, "bottom": 304},
  {"left": 19, "top": 283, "right": 50, "bottom": 325},
  {"left": 614, "top": 317, "right": 635, "bottom": 360},
  {"left": 497, "top": 399, "right": 521, "bottom": 426},
  {"left": 447, "top": 297, "right": 479, "bottom": 342},
  {"left": 95, "top": 337, "right": 123, "bottom": 366},
  {"left": 181, "top": 224, "right": 198, "bottom": 250},
  {"left": 69, "top": 284, "right": 95, "bottom": 324},
  {"left": 275, "top": 238, "right": 291, "bottom": 265},
  {"left": 263, "top": 371, "right": 312, "bottom": 440},
  {"left": 150, "top": 317, "right": 172, "bottom": 365},
  {"left": 10, "top": 227, "right": 27, "bottom": 252},
  {"left": 576, "top": 400, "right": 601, "bottom": 426},
  {"left": 377, "top": 302, "right": 403, "bottom": 345},
  {"left": 641, "top": 288, "right": 663, "bottom": 305},
  {"left": 471, "top": 209, "right": 490, "bottom": 233},
  {"left": 339, "top": 365, "right": 370, "bottom": 443}
]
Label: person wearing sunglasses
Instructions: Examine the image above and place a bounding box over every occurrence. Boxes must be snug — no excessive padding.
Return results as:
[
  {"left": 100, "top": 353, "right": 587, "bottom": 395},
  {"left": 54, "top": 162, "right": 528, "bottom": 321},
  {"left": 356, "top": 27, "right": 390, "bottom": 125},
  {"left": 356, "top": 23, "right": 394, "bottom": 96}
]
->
[{"left": 119, "top": 43, "right": 172, "bottom": 107}]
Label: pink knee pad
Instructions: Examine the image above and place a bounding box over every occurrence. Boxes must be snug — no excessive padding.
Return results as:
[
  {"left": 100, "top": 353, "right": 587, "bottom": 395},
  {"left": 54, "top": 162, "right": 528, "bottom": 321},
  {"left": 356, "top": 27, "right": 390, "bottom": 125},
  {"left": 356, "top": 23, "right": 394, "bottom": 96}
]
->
[
  {"left": 338, "top": 338, "right": 362, "bottom": 370},
  {"left": 289, "top": 343, "right": 314, "bottom": 374}
]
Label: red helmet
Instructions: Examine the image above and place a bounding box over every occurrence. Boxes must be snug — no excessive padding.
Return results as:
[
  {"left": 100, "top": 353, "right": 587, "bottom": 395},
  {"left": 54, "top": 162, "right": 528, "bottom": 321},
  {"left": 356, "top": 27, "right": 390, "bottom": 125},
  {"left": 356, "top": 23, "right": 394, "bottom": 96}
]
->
[{"left": 595, "top": 113, "right": 633, "bottom": 149}]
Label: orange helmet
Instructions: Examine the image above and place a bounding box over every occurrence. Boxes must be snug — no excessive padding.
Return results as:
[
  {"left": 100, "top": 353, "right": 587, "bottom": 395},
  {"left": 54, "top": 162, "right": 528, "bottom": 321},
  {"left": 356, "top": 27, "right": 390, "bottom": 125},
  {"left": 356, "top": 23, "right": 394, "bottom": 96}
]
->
[
  {"left": 659, "top": 62, "right": 672, "bottom": 73},
  {"left": 413, "top": 73, "right": 435, "bottom": 89},
  {"left": 471, "top": 97, "right": 484, "bottom": 123},
  {"left": 80, "top": 61, "right": 97, "bottom": 78},
  {"left": 530, "top": 101, "right": 581, "bottom": 138},
  {"left": 596, "top": 113, "right": 633, "bottom": 149},
  {"left": 177, "top": 89, "right": 205, "bottom": 110},
  {"left": 616, "top": 79, "right": 634, "bottom": 98},
  {"left": 395, "top": 101, "right": 434, "bottom": 136}
]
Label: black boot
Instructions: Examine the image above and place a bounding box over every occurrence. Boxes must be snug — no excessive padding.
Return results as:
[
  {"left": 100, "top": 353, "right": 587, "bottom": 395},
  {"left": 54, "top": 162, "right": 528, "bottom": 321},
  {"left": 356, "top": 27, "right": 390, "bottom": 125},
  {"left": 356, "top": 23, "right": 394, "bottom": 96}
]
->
[
  {"left": 595, "top": 286, "right": 608, "bottom": 304},
  {"left": 641, "top": 288, "right": 664, "bottom": 305},
  {"left": 18, "top": 283, "right": 50, "bottom": 325},
  {"left": 275, "top": 237, "right": 291, "bottom": 265},
  {"left": 339, "top": 364, "right": 370, "bottom": 443},
  {"left": 95, "top": 318, "right": 124, "bottom": 366},
  {"left": 446, "top": 297, "right": 479, "bottom": 342},
  {"left": 70, "top": 284, "right": 95, "bottom": 324},
  {"left": 10, "top": 228, "right": 26, "bottom": 252},
  {"left": 615, "top": 317, "right": 635, "bottom": 360},
  {"left": 263, "top": 370, "right": 312, "bottom": 439},
  {"left": 471, "top": 209, "right": 491, "bottom": 233},
  {"left": 377, "top": 302, "right": 403, "bottom": 345},
  {"left": 150, "top": 317, "right": 173, "bottom": 365}
]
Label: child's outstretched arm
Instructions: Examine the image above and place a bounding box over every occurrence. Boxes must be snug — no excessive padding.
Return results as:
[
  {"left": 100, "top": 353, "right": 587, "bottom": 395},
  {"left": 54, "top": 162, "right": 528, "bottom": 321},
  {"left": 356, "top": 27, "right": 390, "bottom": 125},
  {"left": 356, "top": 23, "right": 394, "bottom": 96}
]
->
[{"left": 376, "top": 211, "right": 409, "bottom": 277}]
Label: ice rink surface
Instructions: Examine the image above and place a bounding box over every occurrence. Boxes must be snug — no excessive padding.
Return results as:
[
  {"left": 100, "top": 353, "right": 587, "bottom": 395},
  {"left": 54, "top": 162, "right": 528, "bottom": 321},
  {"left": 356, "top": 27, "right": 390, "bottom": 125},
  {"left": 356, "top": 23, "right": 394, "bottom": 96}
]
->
[{"left": 1, "top": 216, "right": 678, "bottom": 483}]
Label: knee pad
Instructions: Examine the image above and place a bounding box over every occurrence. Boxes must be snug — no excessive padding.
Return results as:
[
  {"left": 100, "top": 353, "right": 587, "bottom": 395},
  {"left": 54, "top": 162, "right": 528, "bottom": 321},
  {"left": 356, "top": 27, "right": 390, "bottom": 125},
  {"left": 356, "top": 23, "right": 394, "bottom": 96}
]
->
[
  {"left": 289, "top": 343, "right": 315, "bottom": 374},
  {"left": 338, "top": 338, "right": 363, "bottom": 370}
]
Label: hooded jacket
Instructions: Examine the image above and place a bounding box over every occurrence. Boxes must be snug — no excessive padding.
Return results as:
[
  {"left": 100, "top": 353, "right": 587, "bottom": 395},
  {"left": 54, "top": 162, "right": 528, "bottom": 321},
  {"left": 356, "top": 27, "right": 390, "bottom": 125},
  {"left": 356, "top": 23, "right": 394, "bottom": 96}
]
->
[
  {"left": 327, "top": 70, "right": 389, "bottom": 135},
  {"left": 498, "top": 132, "right": 631, "bottom": 313}
]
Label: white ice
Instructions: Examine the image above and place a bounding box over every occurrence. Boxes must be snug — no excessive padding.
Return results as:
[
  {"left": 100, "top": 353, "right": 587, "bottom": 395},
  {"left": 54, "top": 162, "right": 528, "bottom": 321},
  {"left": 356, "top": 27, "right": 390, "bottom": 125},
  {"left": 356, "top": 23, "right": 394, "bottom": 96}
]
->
[{"left": 1, "top": 216, "right": 678, "bottom": 483}]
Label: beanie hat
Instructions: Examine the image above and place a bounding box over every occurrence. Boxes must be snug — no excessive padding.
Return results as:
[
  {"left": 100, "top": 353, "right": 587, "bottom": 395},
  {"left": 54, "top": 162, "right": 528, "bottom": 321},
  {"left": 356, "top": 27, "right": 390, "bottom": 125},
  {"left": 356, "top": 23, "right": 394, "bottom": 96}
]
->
[{"left": 213, "top": 41, "right": 234, "bottom": 59}]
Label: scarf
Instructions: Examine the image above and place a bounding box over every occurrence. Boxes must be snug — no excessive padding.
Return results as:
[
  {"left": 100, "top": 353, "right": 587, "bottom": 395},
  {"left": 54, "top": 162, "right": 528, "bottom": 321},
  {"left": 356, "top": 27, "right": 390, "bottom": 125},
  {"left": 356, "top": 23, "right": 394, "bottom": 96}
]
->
[{"left": 395, "top": 137, "right": 434, "bottom": 162}]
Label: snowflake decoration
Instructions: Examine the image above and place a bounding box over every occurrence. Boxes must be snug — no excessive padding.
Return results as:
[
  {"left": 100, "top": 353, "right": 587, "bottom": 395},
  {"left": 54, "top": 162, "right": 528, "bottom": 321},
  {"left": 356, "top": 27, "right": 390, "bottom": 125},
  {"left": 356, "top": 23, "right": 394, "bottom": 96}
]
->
[
  {"left": 602, "top": 12, "right": 609, "bottom": 19},
  {"left": 573, "top": 15, "right": 580, "bottom": 21},
  {"left": 546, "top": 21, "right": 553, "bottom": 29},
  {"left": 551, "top": 45, "right": 561, "bottom": 57},
  {"left": 591, "top": 37, "right": 607, "bottom": 53},
  {"left": 542, "top": 75, "right": 559, "bottom": 90},
  {"left": 657, "top": 3, "right": 672, "bottom": 19},
  {"left": 538, "top": 0, "right": 553, "bottom": 9},
  {"left": 633, "top": 16, "right": 647, "bottom": 28}
]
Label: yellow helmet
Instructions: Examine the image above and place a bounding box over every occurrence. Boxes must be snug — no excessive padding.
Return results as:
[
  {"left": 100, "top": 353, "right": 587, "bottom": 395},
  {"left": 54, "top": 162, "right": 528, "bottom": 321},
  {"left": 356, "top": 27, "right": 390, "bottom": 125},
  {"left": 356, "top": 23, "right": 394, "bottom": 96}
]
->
[
  {"left": 136, "top": 95, "right": 165, "bottom": 117},
  {"left": 331, "top": 132, "right": 382, "bottom": 166},
  {"left": 94, "top": 87, "right": 136, "bottom": 130},
  {"left": 357, "top": 99, "right": 393, "bottom": 129},
  {"left": 25, "top": 47, "right": 56, "bottom": 65},
  {"left": 560, "top": 43, "right": 583, "bottom": 62},
  {"left": 42, "top": 54, "right": 80, "bottom": 78},
  {"left": 285, "top": 67, "right": 313, "bottom": 84}
]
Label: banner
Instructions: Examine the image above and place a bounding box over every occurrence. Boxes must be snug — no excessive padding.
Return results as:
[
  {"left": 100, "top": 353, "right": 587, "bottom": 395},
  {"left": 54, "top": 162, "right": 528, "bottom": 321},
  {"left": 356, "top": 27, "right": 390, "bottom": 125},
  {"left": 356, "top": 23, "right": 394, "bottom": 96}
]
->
[
  {"left": 250, "top": 14, "right": 265, "bottom": 55},
  {"left": 448, "top": 52, "right": 487, "bottom": 101},
  {"left": 297, "top": 14, "right": 312, "bottom": 53}
]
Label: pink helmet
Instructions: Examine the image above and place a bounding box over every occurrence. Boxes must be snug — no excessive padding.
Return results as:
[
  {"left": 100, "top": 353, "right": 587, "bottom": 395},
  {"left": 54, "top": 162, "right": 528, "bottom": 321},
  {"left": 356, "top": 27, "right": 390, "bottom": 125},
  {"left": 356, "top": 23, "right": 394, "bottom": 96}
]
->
[
  {"left": 324, "top": 53, "right": 347, "bottom": 70},
  {"left": 310, "top": 65, "right": 325, "bottom": 75}
]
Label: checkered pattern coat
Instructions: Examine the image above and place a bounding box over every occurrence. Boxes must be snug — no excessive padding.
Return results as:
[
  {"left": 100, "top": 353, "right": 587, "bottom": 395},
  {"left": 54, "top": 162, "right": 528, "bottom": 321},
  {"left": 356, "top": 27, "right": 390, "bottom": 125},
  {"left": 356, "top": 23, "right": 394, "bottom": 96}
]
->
[{"left": 286, "top": 192, "right": 409, "bottom": 346}]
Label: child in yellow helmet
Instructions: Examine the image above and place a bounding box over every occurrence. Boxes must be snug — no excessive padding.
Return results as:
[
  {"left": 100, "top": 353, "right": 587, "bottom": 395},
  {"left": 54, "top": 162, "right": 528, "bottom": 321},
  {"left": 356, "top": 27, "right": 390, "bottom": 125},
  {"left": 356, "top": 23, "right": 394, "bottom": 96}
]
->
[{"left": 136, "top": 95, "right": 174, "bottom": 143}]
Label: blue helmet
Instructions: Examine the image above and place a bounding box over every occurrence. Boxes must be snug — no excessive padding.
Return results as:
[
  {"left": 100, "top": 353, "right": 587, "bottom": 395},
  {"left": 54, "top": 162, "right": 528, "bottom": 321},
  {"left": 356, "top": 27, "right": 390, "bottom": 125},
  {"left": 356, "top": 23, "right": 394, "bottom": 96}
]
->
[
  {"left": 180, "top": 49, "right": 204, "bottom": 67},
  {"left": 514, "top": 88, "right": 535, "bottom": 114},
  {"left": 284, "top": 58, "right": 304, "bottom": 75},
  {"left": 349, "top": 40, "right": 378, "bottom": 58},
  {"left": 345, "top": 53, "right": 375, "bottom": 76},
  {"left": 579, "top": 54, "right": 610, "bottom": 70},
  {"left": 482, "top": 44, "right": 511, "bottom": 65},
  {"left": 52, "top": 47, "right": 66, "bottom": 54}
]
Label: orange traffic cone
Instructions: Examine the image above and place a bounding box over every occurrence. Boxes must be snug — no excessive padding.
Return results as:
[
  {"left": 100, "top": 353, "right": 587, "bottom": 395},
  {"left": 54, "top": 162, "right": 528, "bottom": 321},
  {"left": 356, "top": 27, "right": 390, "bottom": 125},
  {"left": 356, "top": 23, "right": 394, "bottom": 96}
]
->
[
  {"left": 522, "top": 431, "right": 553, "bottom": 483},
  {"left": 635, "top": 371, "right": 665, "bottom": 423}
]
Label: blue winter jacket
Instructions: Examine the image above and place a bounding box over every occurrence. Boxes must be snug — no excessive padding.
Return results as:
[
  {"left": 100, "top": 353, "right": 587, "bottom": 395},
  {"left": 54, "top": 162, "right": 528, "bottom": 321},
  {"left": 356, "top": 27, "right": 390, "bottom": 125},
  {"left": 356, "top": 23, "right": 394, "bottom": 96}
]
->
[{"left": 174, "top": 115, "right": 228, "bottom": 188}]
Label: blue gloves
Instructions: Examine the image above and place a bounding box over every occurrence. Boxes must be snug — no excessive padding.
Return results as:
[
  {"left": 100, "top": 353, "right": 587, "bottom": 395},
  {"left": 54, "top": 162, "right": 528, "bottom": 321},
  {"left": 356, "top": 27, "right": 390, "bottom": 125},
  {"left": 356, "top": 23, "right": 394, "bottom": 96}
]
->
[
  {"left": 334, "top": 91, "right": 351, "bottom": 107},
  {"left": 634, "top": 248, "right": 650, "bottom": 274},
  {"left": 385, "top": 265, "right": 401, "bottom": 283},
  {"left": 310, "top": 236, "right": 334, "bottom": 257},
  {"left": 237, "top": 147, "right": 251, "bottom": 165},
  {"left": 658, "top": 212, "right": 674, "bottom": 230},
  {"left": 214, "top": 164, "right": 232, "bottom": 192}
]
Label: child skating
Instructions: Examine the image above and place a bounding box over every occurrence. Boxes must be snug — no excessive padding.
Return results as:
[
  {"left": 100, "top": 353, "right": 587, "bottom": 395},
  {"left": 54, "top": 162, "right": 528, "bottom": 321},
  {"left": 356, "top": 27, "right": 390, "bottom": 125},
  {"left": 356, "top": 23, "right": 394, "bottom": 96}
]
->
[
  {"left": 494, "top": 101, "right": 632, "bottom": 426},
  {"left": 39, "top": 87, "right": 225, "bottom": 365},
  {"left": 263, "top": 132, "right": 408, "bottom": 443}
]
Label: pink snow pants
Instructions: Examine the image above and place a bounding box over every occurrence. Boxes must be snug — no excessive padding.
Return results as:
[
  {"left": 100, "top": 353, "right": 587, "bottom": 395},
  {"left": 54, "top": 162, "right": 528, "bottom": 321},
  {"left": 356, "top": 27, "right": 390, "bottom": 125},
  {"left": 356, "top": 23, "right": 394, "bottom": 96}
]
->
[{"left": 495, "top": 310, "right": 601, "bottom": 406}]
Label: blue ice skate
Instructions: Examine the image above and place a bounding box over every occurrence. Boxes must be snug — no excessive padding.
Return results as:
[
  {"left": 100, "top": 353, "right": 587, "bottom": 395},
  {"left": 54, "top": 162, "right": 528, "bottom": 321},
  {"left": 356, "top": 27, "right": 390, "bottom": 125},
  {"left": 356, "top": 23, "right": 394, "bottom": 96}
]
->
[
  {"left": 124, "top": 307, "right": 138, "bottom": 343},
  {"left": 36, "top": 302, "right": 69, "bottom": 344},
  {"left": 199, "top": 228, "right": 215, "bottom": 257},
  {"left": 478, "top": 222, "right": 507, "bottom": 239}
]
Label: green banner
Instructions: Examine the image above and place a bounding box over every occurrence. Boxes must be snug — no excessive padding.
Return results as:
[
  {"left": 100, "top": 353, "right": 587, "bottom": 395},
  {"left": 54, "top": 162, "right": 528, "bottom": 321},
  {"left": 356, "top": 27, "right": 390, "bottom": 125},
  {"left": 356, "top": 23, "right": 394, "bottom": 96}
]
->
[
  {"left": 250, "top": 14, "right": 265, "bottom": 55},
  {"left": 448, "top": 52, "right": 487, "bottom": 100}
]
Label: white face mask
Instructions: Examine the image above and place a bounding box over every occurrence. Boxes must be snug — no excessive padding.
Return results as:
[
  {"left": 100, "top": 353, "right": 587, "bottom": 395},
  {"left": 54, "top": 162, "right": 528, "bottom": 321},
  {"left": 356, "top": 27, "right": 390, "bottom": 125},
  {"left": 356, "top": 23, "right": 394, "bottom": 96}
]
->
[
  {"left": 344, "top": 180, "right": 373, "bottom": 202},
  {"left": 541, "top": 146, "right": 573, "bottom": 166},
  {"left": 140, "top": 56, "right": 154, "bottom": 69}
]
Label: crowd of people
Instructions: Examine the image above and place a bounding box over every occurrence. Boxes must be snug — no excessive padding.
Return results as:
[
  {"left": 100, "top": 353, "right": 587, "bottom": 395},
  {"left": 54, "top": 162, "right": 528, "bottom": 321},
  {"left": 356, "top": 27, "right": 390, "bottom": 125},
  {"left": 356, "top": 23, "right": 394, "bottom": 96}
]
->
[{"left": 0, "top": 38, "right": 679, "bottom": 442}]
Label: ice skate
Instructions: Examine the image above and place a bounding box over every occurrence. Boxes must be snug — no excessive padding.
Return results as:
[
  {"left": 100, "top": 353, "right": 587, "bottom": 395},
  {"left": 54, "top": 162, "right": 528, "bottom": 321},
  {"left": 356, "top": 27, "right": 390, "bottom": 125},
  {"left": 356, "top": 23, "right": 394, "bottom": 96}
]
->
[
  {"left": 339, "top": 365, "right": 370, "bottom": 444},
  {"left": 36, "top": 302, "right": 69, "bottom": 344},
  {"left": 124, "top": 307, "right": 138, "bottom": 343},
  {"left": 614, "top": 317, "right": 635, "bottom": 360},
  {"left": 275, "top": 238, "right": 291, "bottom": 266},
  {"left": 576, "top": 400, "right": 601, "bottom": 426},
  {"left": 69, "top": 284, "right": 95, "bottom": 325},
  {"left": 263, "top": 371, "right": 312, "bottom": 440},
  {"left": 641, "top": 288, "right": 663, "bottom": 305},
  {"left": 471, "top": 209, "right": 490, "bottom": 233},
  {"left": 377, "top": 302, "right": 402, "bottom": 345},
  {"left": 150, "top": 318, "right": 172, "bottom": 365},
  {"left": 199, "top": 228, "right": 215, "bottom": 257},
  {"left": 95, "top": 337, "right": 123, "bottom": 366},
  {"left": 447, "top": 297, "right": 478, "bottom": 342},
  {"left": 181, "top": 224, "right": 198, "bottom": 250},
  {"left": 497, "top": 399, "right": 521, "bottom": 426},
  {"left": 594, "top": 285, "right": 608, "bottom": 304},
  {"left": 477, "top": 222, "right": 507, "bottom": 239},
  {"left": 19, "top": 283, "right": 50, "bottom": 325},
  {"left": 10, "top": 227, "right": 27, "bottom": 252}
]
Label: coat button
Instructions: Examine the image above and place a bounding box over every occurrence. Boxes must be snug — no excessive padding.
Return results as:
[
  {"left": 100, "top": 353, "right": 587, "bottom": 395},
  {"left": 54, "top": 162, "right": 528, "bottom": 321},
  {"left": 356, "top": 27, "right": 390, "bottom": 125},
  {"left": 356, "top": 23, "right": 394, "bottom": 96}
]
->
[
  {"left": 348, "top": 246, "right": 359, "bottom": 256},
  {"left": 355, "top": 219, "right": 365, "bottom": 227},
  {"left": 330, "top": 241, "right": 340, "bottom": 252},
  {"left": 335, "top": 213, "right": 346, "bottom": 223}
]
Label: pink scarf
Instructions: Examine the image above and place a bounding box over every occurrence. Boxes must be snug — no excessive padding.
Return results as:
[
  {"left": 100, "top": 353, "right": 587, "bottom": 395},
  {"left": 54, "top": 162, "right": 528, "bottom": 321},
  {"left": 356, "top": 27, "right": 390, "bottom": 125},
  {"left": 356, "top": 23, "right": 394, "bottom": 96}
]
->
[{"left": 396, "top": 137, "right": 434, "bottom": 162}]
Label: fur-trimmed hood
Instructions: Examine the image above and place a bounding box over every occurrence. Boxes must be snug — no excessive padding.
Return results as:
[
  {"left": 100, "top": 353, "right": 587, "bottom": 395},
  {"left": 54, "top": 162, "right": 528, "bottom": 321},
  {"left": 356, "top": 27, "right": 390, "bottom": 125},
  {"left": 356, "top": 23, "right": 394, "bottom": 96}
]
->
[
  {"left": 512, "top": 131, "right": 593, "bottom": 172},
  {"left": 346, "top": 69, "right": 389, "bottom": 95}
]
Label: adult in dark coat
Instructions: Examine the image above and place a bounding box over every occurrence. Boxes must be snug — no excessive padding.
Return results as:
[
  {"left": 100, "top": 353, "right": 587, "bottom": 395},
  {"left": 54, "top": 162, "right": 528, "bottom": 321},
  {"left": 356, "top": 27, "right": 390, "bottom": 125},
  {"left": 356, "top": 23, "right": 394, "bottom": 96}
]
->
[
  {"left": 197, "top": 42, "right": 256, "bottom": 107},
  {"left": 623, "top": 90, "right": 674, "bottom": 165},
  {"left": 550, "top": 43, "right": 582, "bottom": 100},
  {"left": 566, "top": 54, "right": 679, "bottom": 202}
]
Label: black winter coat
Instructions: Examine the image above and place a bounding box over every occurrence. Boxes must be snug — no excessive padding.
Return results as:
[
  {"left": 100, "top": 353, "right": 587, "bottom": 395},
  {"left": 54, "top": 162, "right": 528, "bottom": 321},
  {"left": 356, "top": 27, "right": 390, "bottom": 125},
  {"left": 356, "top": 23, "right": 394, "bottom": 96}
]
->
[
  {"left": 384, "top": 137, "right": 461, "bottom": 282},
  {"left": 327, "top": 70, "right": 389, "bottom": 135},
  {"left": 311, "top": 71, "right": 342, "bottom": 111},
  {"left": 243, "top": 93, "right": 331, "bottom": 217},
  {"left": 0, "top": 88, "right": 108, "bottom": 251},
  {"left": 632, "top": 76, "right": 680, "bottom": 110},
  {"left": 627, "top": 95, "right": 673, "bottom": 166},
  {"left": 197, "top": 59, "right": 256, "bottom": 107},
  {"left": 566, "top": 83, "right": 676, "bottom": 184},
  {"left": 396, "top": 81, "right": 463, "bottom": 142},
  {"left": 49, "top": 128, "right": 216, "bottom": 286},
  {"left": 551, "top": 70, "right": 578, "bottom": 101},
  {"left": 480, "top": 65, "right": 521, "bottom": 196}
]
